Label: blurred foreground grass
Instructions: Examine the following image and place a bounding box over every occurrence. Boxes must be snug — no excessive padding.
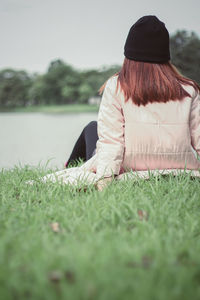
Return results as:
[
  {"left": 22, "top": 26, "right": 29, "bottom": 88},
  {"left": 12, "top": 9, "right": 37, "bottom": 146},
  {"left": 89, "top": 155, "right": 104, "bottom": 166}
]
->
[
  {"left": 0, "top": 104, "right": 99, "bottom": 114},
  {"left": 0, "top": 166, "right": 200, "bottom": 300}
]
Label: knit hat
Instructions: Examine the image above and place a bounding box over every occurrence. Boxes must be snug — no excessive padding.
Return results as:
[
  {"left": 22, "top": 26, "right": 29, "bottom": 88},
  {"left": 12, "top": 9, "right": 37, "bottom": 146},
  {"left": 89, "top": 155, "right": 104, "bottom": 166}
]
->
[{"left": 124, "top": 15, "right": 170, "bottom": 63}]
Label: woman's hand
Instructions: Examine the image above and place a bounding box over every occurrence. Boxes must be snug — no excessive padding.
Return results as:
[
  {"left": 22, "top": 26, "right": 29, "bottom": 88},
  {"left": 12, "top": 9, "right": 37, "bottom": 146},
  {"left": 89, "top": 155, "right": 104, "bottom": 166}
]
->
[{"left": 96, "top": 177, "right": 113, "bottom": 191}]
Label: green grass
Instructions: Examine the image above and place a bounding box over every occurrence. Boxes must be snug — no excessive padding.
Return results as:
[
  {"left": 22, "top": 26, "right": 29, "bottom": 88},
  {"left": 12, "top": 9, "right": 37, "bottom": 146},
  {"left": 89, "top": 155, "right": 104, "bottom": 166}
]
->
[
  {"left": 1, "top": 166, "right": 200, "bottom": 300},
  {"left": 0, "top": 104, "right": 99, "bottom": 114}
]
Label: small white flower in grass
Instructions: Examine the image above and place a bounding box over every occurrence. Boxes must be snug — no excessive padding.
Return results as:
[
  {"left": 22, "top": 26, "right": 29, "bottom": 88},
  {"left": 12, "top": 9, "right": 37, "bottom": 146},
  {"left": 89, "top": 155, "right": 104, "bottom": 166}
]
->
[{"left": 50, "top": 222, "right": 60, "bottom": 233}]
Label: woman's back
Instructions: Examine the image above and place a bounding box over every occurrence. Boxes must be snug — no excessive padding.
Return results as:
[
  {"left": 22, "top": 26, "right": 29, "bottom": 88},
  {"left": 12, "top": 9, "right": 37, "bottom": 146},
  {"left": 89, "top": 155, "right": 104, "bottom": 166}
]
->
[
  {"left": 95, "top": 75, "right": 200, "bottom": 176},
  {"left": 120, "top": 79, "right": 200, "bottom": 171}
]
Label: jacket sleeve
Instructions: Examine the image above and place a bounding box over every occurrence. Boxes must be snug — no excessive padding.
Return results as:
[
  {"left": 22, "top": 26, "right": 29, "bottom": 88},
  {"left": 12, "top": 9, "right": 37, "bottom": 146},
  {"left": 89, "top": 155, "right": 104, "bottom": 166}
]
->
[
  {"left": 190, "top": 90, "right": 200, "bottom": 157},
  {"left": 96, "top": 77, "right": 125, "bottom": 179}
]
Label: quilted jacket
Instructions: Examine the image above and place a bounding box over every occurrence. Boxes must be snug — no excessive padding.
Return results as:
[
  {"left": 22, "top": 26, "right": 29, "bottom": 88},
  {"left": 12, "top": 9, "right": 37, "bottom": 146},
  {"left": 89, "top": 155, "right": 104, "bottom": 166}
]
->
[{"left": 83, "top": 75, "right": 200, "bottom": 179}]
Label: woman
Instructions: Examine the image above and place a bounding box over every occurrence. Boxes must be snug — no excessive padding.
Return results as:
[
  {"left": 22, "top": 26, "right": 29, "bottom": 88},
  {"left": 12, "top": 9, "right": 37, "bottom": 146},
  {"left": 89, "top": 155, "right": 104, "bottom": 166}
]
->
[{"left": 41, "top": 15, "right": 200, "bottom": 189}]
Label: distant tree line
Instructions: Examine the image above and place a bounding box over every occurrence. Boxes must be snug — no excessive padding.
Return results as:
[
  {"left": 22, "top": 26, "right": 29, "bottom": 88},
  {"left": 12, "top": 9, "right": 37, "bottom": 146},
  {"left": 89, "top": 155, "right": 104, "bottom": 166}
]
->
[{"left": 0, "top": 30, "right": 200, "bottom": 108}]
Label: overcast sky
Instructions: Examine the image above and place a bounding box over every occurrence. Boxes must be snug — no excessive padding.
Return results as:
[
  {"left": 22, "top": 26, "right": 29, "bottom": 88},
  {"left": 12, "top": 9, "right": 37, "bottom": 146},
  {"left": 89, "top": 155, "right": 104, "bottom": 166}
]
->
[{"left": 1, "top": 0, "right": 200, "bottom": 74}]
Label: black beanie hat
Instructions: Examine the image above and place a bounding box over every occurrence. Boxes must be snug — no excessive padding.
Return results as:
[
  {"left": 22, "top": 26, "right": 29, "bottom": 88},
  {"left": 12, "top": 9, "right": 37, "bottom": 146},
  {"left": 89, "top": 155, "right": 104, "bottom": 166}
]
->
[{"left": 124, "top": 15, "right": 170, "bottom": 63}]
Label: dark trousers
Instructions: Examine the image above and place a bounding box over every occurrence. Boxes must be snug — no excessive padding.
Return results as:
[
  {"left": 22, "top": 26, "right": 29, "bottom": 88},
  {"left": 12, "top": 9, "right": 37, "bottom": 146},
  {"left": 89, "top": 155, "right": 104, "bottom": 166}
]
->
[{"left": 66, "top": 121, "right": 98, "bottom": 167}]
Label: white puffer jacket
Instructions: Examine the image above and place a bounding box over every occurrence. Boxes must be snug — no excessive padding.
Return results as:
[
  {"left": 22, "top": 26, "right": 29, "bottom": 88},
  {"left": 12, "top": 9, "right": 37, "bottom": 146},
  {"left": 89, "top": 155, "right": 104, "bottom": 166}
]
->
[{"left": 84, "top": 75, "right": 200, "bottom": 179}]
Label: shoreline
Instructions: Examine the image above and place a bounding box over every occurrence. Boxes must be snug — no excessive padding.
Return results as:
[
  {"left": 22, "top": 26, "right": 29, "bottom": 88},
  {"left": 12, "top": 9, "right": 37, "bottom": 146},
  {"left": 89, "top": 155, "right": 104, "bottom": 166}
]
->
[{"left": 0, "top": 104, "right": 99, "bottom": 114}]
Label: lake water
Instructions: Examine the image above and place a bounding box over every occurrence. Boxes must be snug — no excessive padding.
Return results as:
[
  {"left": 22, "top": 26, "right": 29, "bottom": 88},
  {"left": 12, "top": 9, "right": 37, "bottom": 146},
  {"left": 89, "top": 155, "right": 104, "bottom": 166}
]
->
[{"left": 0, "top": 112, "right": 97, "bottom": 170}]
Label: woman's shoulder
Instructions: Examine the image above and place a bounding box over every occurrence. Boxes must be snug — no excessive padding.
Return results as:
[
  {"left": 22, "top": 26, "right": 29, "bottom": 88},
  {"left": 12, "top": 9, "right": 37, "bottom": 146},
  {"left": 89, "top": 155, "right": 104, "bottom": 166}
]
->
[
  {"left": 105, "top": 74, "right": 119, "bottom": 88},
  {"left": 105, "top": 74, "right": 122, "bottom": 97},
  {"left": 182, "top": 83, "right": 199, "bottom": 100}
]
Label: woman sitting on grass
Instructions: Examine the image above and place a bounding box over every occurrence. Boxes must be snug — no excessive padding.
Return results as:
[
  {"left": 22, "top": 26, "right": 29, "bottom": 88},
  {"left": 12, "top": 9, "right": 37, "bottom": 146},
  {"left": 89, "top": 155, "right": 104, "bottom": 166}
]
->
[{"left": 39, "top": 15, "right": 200, "bottom": 190}]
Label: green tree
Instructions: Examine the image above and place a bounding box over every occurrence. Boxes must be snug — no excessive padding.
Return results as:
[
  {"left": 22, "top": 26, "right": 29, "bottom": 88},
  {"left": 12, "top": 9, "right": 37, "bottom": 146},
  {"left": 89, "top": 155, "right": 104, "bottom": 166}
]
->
[
  {"left": 0, "top": 69, "right": 31, "bottom": 107},
  {"left": 28, "top": 74, "right": 47, "bottom": 105},
  {"left": 170, "top": 31, "right": 200, "bottom": 84},
  {"left": 44, "top": 59, "right": 81, "bottom": 104},
  {"left": 78, "top": 83, "right": 94, "bottom": 103},
  {"left": 61, "top": 73, "right": 82, "bottom": 103}
]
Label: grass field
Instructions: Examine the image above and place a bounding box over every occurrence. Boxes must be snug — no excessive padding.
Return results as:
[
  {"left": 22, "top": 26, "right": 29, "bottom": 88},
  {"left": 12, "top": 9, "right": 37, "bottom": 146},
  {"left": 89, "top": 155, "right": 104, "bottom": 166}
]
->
[
  {"left": 0, "top": 166, "right": 200, "bottom": 300},
  {"left": 0, "top": 104, "right": 99, "bottom": 114}
]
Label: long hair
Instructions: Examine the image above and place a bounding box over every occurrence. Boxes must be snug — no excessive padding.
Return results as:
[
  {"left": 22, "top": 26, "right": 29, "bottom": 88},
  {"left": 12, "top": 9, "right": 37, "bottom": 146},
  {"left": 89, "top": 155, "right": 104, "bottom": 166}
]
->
[{"left": 98, "top": 58, "right": 200, "bottom": 106}]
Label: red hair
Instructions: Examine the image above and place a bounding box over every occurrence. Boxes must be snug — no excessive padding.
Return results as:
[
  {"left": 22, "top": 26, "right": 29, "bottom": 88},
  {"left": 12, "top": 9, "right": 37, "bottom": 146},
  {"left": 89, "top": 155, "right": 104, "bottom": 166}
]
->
[{"left": 99, "top": 58, "right": 200, "bottom": 106}]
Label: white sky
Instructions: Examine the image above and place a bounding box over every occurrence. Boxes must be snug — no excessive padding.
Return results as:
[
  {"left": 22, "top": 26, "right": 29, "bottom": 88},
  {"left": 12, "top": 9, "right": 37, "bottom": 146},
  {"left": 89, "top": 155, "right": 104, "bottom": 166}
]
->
[{"left": 1, "top": 0, "right": 200, "bottom": 74}]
